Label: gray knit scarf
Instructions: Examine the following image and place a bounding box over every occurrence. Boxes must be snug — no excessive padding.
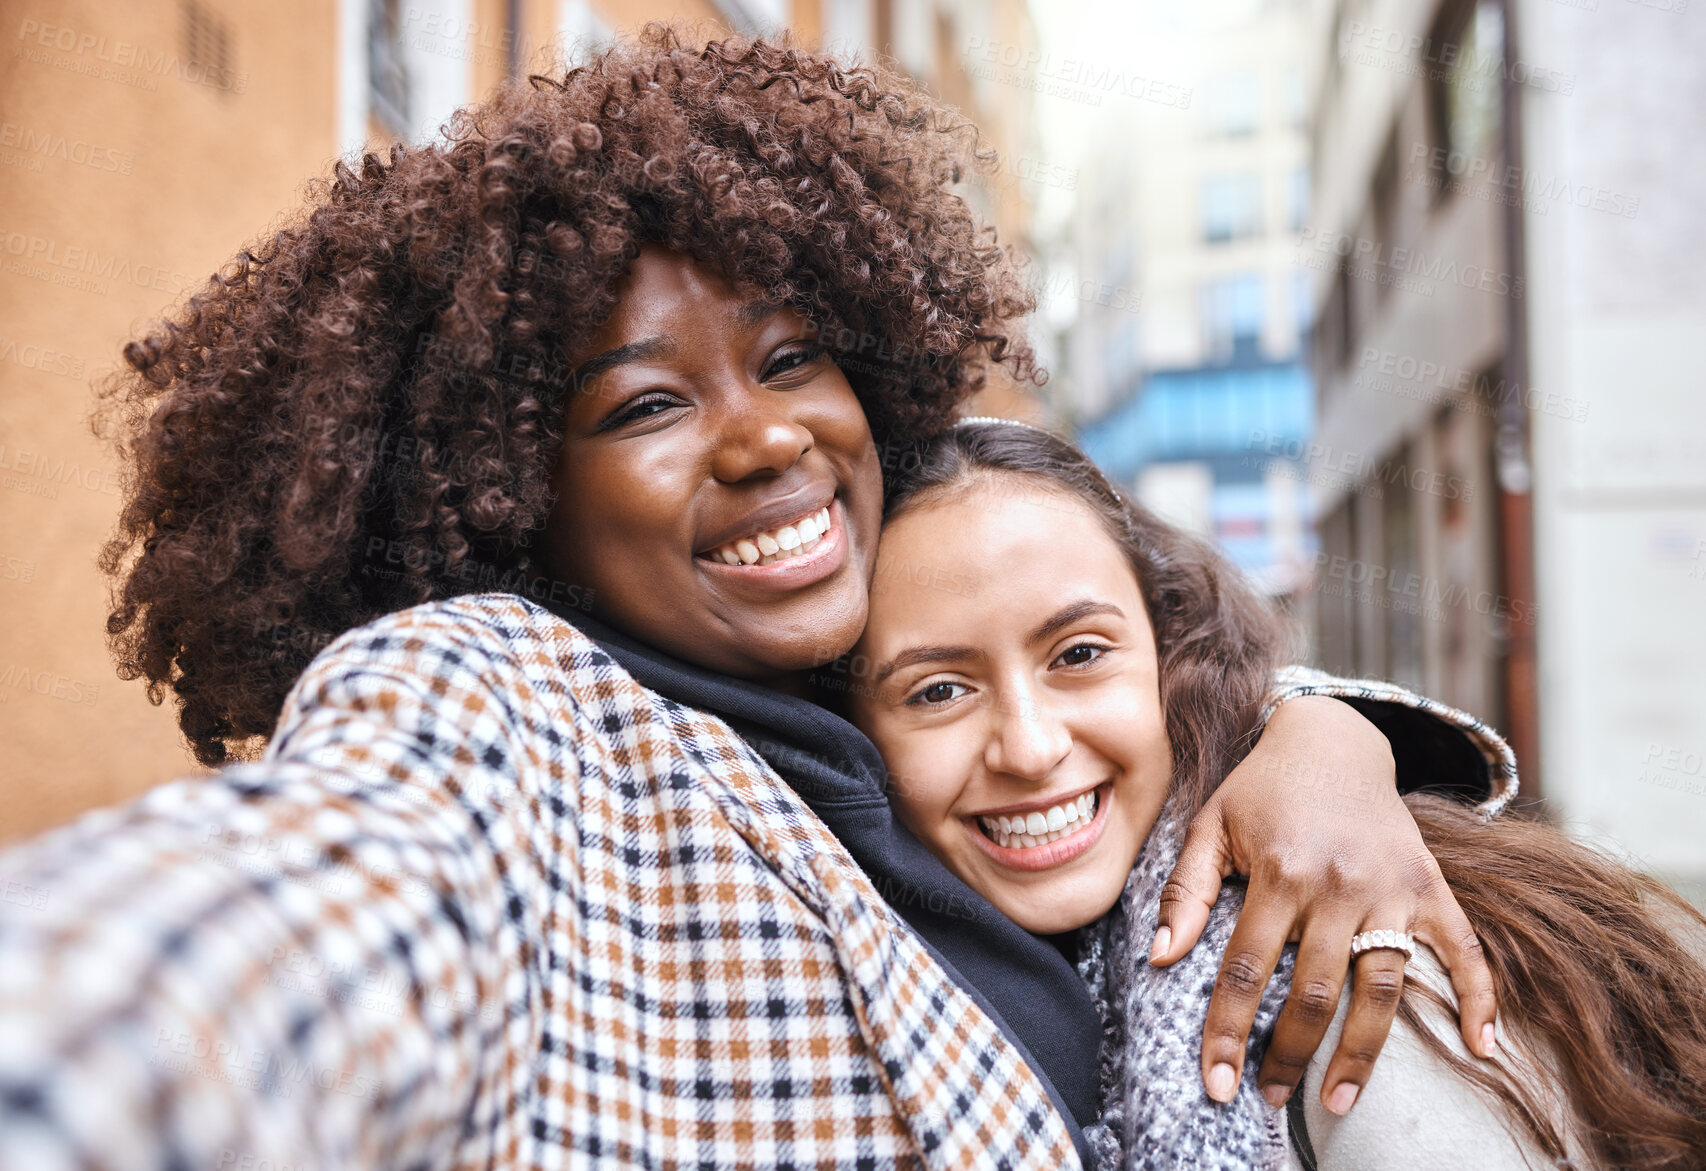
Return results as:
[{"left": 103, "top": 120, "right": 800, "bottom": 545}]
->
[{"left": 1077, "top": 790, "right": 1298, "bottom": 1170}]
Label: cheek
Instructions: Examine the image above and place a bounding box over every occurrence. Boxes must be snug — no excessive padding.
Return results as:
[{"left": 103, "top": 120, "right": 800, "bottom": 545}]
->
[
  {"left": 550, "top": 452, "right": 681, "bottom": 579},
  {"left": 878, "top": 735, "right": 964, "bottom": 836}
]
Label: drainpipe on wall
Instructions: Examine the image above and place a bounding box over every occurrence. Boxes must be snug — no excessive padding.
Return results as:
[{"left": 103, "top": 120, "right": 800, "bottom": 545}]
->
[{"left": 1495, "top": 0, "right": 1541, "bottom": 799}]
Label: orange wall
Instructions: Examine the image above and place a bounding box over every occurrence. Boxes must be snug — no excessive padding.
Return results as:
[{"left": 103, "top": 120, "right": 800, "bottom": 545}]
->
[{"left": 0, "top": 0, "right": 339, "bottom": 842}]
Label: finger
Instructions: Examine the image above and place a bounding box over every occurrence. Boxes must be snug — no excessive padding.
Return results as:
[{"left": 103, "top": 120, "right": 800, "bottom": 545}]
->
[
  {"left": 1256, "top": 915, "right": 1359, "bottom": 1108},
  {"left": 1153, "top": 802, "right": 1233, "bottom": 967},
  {"left": 1415, "top": 892, "right": 1499, "bottom": 1058},
  {"left": 1200, "top": 891, "right": 1292, "bottom": 1103},
  {"left": 1319, "top": 945, "right": 1408, "bottom": 1114}
]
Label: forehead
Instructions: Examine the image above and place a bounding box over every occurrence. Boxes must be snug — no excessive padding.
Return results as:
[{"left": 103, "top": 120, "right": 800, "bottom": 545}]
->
[
  {"left": 872, "top": 477, "right": 1138, "bottom": 613},
  {"left": 586, "top": 246, "right": 772, "bottom": 343}
]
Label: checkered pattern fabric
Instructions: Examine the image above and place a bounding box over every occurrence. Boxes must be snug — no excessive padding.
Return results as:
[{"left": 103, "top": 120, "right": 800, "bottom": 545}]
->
[
  {"left": 1263, "top": 666, "right": 1520, "bottom": 819},
  {"left": 0, "top": 594, "right": 1079, "bottom": 1170}
]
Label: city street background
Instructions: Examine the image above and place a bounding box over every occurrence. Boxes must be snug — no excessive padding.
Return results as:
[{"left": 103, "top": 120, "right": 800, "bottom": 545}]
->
[{"left": 2, "top": 0, "right": 1702, "bottom": 901}]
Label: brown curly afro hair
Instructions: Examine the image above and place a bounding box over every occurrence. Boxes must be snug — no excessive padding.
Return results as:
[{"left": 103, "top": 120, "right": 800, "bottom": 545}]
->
[{"left": 100, "top": 25, "right": 1040, "bottom": 767}]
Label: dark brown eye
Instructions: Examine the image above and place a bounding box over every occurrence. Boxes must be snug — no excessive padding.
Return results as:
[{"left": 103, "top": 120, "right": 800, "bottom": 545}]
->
[
  {"left": 763, "top": 343, "right": 825, "bottom": 380},
  {"left": 1054, "top": 644, "right": 1106, "bottom": 668},
  {"left": 908, "top": 680, "right": 969, "bottom": 707}
]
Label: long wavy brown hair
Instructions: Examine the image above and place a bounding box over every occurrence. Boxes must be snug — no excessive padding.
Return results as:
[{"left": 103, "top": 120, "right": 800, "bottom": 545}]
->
[
  {"left": 890, "top": 422, "right": 1706, "bottom": 1169},
  {"left": 99, "top": 26, "right": 1038, "bottom": 766}
]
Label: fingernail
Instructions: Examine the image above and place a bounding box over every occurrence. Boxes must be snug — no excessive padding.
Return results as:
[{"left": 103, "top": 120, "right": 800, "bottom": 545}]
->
[
  {"left": 1261, "top": 1083, "right": 1290, "bottom": 1109},
  {"left": 1481, "top": 1022, "right": 1498, "bottom": 1056},
  {"left": 1206, "top": 1062, "right": 1237, "bottom": 1102},
  {"left": 1149, "top": 925, "right": 1171, "bottom": 962},
  {"left": 1326, "top": 1082, "right": 1360, "bottom": 1115}
]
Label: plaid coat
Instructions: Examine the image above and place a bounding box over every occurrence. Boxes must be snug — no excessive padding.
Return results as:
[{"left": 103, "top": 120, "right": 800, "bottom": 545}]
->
[
  {"left": 0, "top": 594, "right": 1513, "bottom": 1169},
  {"left": 0, "top": 594, "right": 1079, "bottom": 1169}
]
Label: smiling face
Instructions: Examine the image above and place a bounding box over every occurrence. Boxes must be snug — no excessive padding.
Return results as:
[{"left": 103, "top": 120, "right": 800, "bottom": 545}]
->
[
  {"left": 848, "top": 476, "right": 1172, "bottom": 935},
  {"left": 541, "top": 246, "right": 885, "bottom": 684}
]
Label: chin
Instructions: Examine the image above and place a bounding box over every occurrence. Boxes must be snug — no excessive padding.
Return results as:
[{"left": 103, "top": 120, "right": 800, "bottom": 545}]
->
[{"left": 993, "top": 886, "right": 1115, "bottom": 937}]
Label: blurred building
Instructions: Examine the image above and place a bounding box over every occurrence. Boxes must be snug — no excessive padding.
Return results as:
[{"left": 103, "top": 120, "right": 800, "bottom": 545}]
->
[
  {"left": 1063, "top": 0, "right": 1319, "bottom": 591},
  {"left": 1303, "top": 0, "right": 1706, "bottom": 895},
  {"left": 0, "top": 0, "right": 1039, "bottom": 842}
]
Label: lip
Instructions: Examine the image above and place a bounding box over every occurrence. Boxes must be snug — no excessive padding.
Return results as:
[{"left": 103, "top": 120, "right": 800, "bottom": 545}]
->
[
  {"left": 695, "top": 484, "right": 837, "bottom": 556},
  {"left": 695, "top": 498, "right": 848, "bottom": 592},
  {"left": 965, "top": 781, "right": 1113, "bottom": 873}
]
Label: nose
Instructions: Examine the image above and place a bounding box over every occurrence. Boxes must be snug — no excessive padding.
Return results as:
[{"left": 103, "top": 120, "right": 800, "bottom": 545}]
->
[
  {"left": 982, "top": 685, "right": 1073, "bottom": 784},
  {"left": 709, "top": 381, "right": 814, "bottom": 483}
]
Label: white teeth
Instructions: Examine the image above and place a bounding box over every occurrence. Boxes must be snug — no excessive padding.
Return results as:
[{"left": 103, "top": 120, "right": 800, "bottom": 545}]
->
[
  {"left": 977, "top": 791, "right": 1101, "bottom": 850},
  {"left": 706, "top": 506, "right": 836, "bottom": 567}
]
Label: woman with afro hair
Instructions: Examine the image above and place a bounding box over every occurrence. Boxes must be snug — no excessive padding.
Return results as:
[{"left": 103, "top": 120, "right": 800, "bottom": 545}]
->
[{"left": 0, "top": 26, "right": 1517, "bottom": 1170}]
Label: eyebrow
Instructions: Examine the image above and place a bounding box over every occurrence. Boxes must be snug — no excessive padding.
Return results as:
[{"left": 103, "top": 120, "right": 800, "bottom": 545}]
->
[
  {"left": 1028, "top": 600, "right": 1125, "bottom": 645},
  {"left": 569, "top": 301, "right": 784, "bottom": 389},
  {"left": 570, "top": 337, "right": 671, "bottom": 389},
  {"left": 872, "top": 601, "right": 1125, "bottom": 688},
  {"left": 872, "top": 644, "right": 981, "bottom": 687}
]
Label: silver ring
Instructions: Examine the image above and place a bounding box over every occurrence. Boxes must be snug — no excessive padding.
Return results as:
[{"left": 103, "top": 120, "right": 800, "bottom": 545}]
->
[{"left": 1350, "top": 929, "right": 1415, "bottom": 962}]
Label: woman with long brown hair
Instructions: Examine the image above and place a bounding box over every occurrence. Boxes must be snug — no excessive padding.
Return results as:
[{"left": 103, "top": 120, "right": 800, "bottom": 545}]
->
[{"left": 850, "top": 420, "right": 1706, "bottom": 1169}]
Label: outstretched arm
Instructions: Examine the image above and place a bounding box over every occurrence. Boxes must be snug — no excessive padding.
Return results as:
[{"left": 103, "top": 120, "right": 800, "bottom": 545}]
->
[
  {"left": 1152, "top": 673, "right": 1516, "bottom": 1116},
  {"left": 0, "top": 610, "right": 548, "bottom": 1169}
]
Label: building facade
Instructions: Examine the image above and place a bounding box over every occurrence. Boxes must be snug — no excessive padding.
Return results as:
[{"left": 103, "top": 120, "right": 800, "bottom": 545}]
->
[
  {"left": 1065, "top": 0, "right": 1319, "bottom": 591},
  {"left": 1304, "top": 0, "right": 1706, "bottom": 895}
]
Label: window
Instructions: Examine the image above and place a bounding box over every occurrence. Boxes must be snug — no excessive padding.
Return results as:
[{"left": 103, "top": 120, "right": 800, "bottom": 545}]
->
[
  {"left": 181, "top": 0, "right": 234, "bottom": 96},
  {"left": 1279, "top": 66, "right": 1307, "bottom": 129},
  {"left": 367, "top": 0, "right": 410, "bottom": 137},
  {"left": 1202, "top": 273, "right": 1266, "bottom": 363},
  {"left": 1291, "top": 269, "right": 1314, "bottom": 340},
  {"left": 1201, "top": 71, "right": 1260, "bottom": 137},
  {"left": 1426, "top": 0, "right": 1505, "bottom": 205},
  {"left": 1286, "top": 164, "right": 1310, "bottom": 233},
  {"left": 1201, "top": 173, "right": 1263, "bottom": 244}
]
